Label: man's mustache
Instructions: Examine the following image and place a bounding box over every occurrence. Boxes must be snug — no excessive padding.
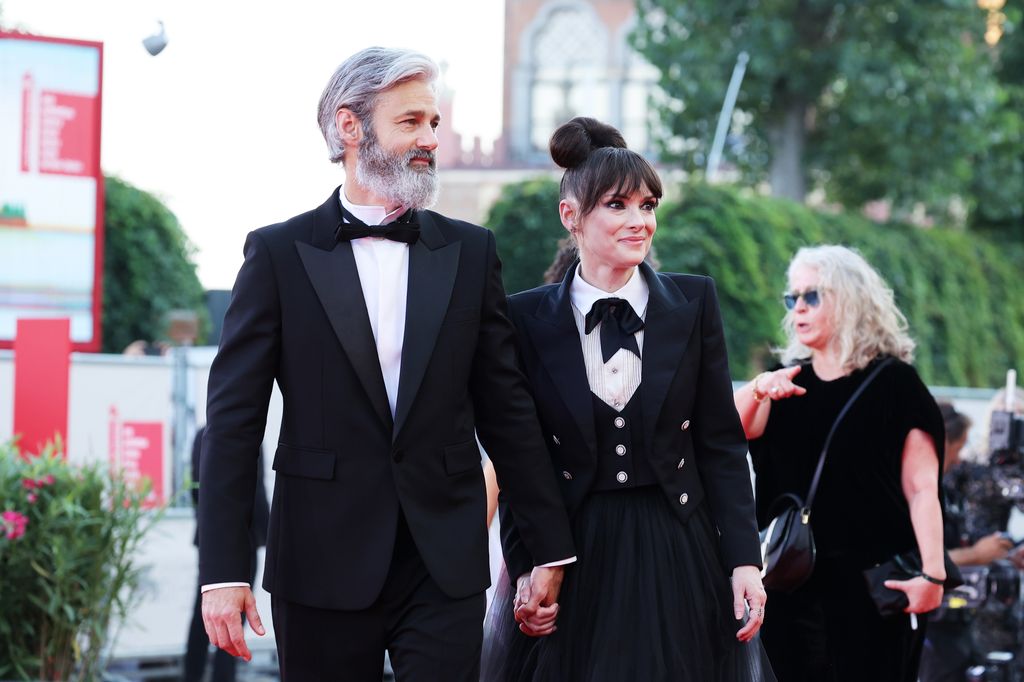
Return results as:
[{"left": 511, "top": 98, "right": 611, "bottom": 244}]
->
[{"left": 406, "top": 149, "right": 436, "bottom": 168}]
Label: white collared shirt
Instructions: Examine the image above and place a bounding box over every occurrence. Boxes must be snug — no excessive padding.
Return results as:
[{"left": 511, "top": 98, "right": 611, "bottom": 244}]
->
[
  {"left": 569, "top": 265, "right": 647, "bottom": 410},
  {"left": 341, "top": 187, "right": 409, "bottom": 418}
]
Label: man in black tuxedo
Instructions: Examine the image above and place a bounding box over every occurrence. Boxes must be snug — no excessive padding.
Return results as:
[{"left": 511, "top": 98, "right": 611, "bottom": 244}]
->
[{"left": 198, "top": 47, "right": 575, "bottom": 681}]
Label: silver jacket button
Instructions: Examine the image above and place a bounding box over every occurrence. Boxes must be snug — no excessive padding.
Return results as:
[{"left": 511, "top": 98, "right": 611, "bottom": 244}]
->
[
  {"left": 552, "top": 435, "right": 560, "bottom": 445},
  {"left": 614, "top": 417, "right": 625, "bottom": 429},
  {"left": 616, "top": 471, "right": 628, "bottom": 484},
  {"left": 679, "top": 492, "right": 689, "bottom": 505},
  {"left": 562, "top": 471, "right": 573, "bottom": 480},
  {"left": 681, "top": 420, "right": 691, "bottom": 431},
  {"left": 677, "top": 458, "right": 685, "bottom": 469},
  {"left": 615, "top": 444, "right": 626, "bottom": 456}
]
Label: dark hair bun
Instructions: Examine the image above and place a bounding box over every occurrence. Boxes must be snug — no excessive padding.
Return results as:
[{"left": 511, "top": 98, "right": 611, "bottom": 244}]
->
[{"left": 549, "top": 117, "right": 627, "bottom": 169}]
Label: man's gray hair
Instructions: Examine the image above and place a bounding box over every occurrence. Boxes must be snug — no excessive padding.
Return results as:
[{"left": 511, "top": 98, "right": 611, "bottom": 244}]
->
[{"left": 317, "top": 47, "right": 439, "bottom": 164}]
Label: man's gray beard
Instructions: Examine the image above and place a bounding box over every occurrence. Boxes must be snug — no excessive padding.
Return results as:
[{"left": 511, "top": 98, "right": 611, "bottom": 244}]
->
[{"left": 355, "top": 130, "right": 440, "bottom": 210}]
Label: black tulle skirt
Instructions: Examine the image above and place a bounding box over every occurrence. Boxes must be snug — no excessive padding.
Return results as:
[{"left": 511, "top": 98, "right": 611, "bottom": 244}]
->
[{"left": 482, "top": 486, "right": 776, "bottom": 682}]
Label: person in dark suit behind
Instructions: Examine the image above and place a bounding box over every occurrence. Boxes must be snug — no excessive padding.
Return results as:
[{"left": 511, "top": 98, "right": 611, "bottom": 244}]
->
[
  {"left": 184, "top": 424, "right": 269, "bottom": 682},
  {"left": 197, "top": 46, "right": 576, "bottom": 681},
  {"left": 482, "top": 117, "right": 771, "bottom": 681}
]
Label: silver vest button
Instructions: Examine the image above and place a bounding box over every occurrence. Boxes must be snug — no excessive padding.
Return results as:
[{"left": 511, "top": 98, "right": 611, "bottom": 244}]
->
[
  {"left": 614, "top": 417, "right": 625, "bottom": 429},
  {"left": 552, "top": 435, "right": 560, "bottom": 445},
  {"left": 681, "top": 420, "right": 691, "bottom": 431},
  {"left": 616, "top": 471, "right": 628, "bottom": 484},
  {"left": 677, "top": 458, "right": 685, "bottom": 469},
  {"left": 615, "top": 444, "right": 626, "bottom": 456},
  {"left": 562, "top": 471, "right": 573, "bottom": 480},
  {"left": 679, "top": 492, "right": 689, "bottom": 505}
]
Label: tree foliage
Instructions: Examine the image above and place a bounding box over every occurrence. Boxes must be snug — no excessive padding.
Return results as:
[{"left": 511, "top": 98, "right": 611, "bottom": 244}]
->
[
  {"left": 102, "top": 176, "right": 206, "bottom": 353},
  {"left": 485, "top": 177, "right": 565, "bottom": 295},
  {"left": 630, "top": 1, "right": 1008, "bottom": 216},
  {"left": 487, "top": 178, "right": 1024, "bottom": 387}
]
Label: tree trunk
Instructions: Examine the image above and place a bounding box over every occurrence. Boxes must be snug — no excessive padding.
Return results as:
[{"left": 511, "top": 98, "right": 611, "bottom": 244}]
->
[{"left": 767, "top": 102, "right": 808, "bottom": 202}]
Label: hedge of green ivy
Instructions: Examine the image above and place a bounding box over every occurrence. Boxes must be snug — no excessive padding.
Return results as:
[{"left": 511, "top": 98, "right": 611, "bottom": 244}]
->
[
  {"left": 102, "top": 176, "right": 207, "bottom": 353},
  {"left": 487, "top": 179, "right": 1024, "bottom": 387}
]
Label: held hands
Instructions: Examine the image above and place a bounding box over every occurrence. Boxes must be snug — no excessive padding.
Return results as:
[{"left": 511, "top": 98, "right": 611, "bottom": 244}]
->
[
  {"left": 513, "top": 566, "right": 564, "bottom": 637},
  {"left": 753, "top": 366, "right": 807, "bottom": 402},
  {"left": 731, "top": 565, "right": 766, "bottom": 642},
  {"left": 201, "top": 586, "right": 266, "bottom": 660},
  {"left": 882, "top": 576, "right": 944, "bottom": 613}
]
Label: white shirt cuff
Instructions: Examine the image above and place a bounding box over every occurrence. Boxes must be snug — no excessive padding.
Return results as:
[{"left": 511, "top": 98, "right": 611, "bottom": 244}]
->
[
  {"left": 201, "top": 581, "right": 250, "bottom": 593},
  {"left": 537, "top": 556, "right": 577, "bottom": 568}
]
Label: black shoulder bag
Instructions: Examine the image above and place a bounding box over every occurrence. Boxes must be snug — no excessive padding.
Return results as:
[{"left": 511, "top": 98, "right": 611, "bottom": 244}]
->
[{"left": 759, "top": 357, "right": 893, "bottom": 592}]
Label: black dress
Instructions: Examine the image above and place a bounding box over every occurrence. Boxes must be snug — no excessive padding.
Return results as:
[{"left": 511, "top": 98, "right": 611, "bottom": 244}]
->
[{"left": 749, "top": 357, "right": 944, "bottom": 682}]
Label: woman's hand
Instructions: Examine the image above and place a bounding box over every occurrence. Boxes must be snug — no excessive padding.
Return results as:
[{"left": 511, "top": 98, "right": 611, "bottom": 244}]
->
[
  {"left": 755, "top": 366, "right": 807, "bottom": 401},
  {"left": 971, "top": 532, "right": 1013, "bottom": 565},
  {"left": 513, "top": 571, "right": 560, "bottom": 637},
  {"left": 883, "top": 575, "right": 944, "bottom": 613},
  {"left": 731, "top": 565, "right": 766, "bottom": 642}
]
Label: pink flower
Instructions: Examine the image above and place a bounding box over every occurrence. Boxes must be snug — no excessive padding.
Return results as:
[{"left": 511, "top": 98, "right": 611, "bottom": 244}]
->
[
  {"left": 22, "top": 478, "right": 37, "bottom": 490},
  {"left": 26, "top": 492, "right": 38, "bottom": 504},
  {"left": 0, "top": 511, "right": 29, "bottom": 540},
  {"left": 42, "top": 475, "right": 55, "bottom": 486}
]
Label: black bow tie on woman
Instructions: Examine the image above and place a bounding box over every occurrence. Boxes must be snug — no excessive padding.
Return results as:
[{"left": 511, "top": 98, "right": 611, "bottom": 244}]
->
[
  {"left": 335, "top": 205, "right": 420, "bottom": 245},
  {"left": 584, "top": 297, "right": 644, "bottom": 362}
]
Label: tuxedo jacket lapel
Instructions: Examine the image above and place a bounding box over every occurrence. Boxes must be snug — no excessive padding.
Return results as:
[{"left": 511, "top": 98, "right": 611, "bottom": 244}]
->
[
  {"left": 523, "top": 269, "right": 597, "bottom": 454},
  {"left": 394, "top": 211, "right": 461, "bottom": 441},
  {"left": 639, "top": 263, "right": 699, "bottom": 450},
  {"left": 295, "top": 190, "right": 393, "bottom": 431}
]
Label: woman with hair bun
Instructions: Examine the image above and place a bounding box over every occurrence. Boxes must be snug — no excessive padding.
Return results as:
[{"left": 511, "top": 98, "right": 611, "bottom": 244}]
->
[
  {"left": 735, "top": 245, "right": 946, "bottom": 681},
  {"left": 483, "top": 117, "right": 774, "bottom": 681}
]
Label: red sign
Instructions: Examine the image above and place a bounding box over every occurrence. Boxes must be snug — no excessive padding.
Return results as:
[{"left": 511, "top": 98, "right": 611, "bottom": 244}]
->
[
  {"left": 13, "top": 318, "right": 70, "bottom": 457},
  {"left": 38, "top": 90, "right": 98, "bottom": 177},
  {"left": 109, "top": 408, "right": 165, "bottom": 509}
]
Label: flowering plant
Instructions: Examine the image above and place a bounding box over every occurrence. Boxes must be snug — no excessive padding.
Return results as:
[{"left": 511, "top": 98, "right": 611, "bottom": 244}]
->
[{"left": 0, "top": 440, "right": 158, "bottom": 680}]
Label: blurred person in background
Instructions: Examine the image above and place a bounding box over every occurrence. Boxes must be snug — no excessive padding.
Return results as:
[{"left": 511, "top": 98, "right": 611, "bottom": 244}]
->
[{"left": 734, "top": 245, "right": 946, "bottom": 681}]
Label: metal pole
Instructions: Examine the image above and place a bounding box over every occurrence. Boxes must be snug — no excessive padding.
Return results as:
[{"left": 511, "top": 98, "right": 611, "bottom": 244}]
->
[{"left": 706, "top": 51, "right": 750, "bottom": 182}]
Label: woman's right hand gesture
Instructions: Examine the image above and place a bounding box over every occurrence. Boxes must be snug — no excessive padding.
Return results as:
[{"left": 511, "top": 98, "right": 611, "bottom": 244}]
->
[{"left": 755, "top": 366, "right": 807, "bottom": 402}]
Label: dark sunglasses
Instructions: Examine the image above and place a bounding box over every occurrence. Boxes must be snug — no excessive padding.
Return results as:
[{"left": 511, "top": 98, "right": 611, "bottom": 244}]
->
[{"left": 783, "top": 289, "right": 821, "bottom": 310}]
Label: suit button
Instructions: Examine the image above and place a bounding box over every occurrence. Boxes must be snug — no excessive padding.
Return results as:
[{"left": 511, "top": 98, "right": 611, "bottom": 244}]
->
[
  {"left": 614, "top": 417, "right": 625, "bottom": 429},
  {"left": 552, "top": 435, "right": 561, "bottom": 445},
  {"left": 615, "top": 444, "right": 626, "bottom": 456},
  {"left": 677, "top": 458, "right": 685, "bottom": 469},
  {"left": 562, "top": 471, "right": 573, "bottom": 480},
  {"left": 392, "top": 449, "right": 404, "bottom": 463},
  {"left": 681, "top": 420, "right": 691, "bottom": 431},
  {"left": 616, "top": 471, "right": 628, "bottom": 484},
  {"left": 679, "top": 492, "right": 689, "bottom": 505}
]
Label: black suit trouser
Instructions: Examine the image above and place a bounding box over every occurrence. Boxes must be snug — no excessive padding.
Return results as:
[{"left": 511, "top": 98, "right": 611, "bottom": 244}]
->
[{"left": 271, "top": 511, "right": 485, "bottom": 682}]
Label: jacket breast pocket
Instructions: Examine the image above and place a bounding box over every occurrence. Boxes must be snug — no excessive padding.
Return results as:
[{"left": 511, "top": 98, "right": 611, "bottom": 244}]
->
[
  {"left": 273, "top": 443, "right": 336, "bottom": 480},
  {"left": 443, "top": 441, "right": 481, "bottom": 476}
]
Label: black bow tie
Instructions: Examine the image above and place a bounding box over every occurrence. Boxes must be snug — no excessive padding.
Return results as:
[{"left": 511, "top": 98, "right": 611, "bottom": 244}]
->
[
  {"left": 335, "top": 205, "right": 419, "bottom": 245},
  {"left": 584, "top": 297, "right": 644, "bottom": 362}
]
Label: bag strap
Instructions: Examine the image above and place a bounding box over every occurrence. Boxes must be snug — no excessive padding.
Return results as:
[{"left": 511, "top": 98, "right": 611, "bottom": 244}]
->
[{"left": 804, "top": 357, "right": 894, "bottom": 510}]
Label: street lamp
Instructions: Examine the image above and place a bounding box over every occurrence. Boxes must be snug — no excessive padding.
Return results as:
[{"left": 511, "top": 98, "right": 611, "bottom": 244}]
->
[{"left": 977, "top": 0, "right": 1008, "bottom": 46}]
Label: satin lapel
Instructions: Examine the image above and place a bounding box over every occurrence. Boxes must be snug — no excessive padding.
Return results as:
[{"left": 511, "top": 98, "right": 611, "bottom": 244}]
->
[
  {"left": 525, "top": 268, "right": 597, "bottom": 454},
  {"left": 295, "top": 239, "right": 393, "bottom": 431},
  {"left": 393, "top": 212, "right": 460, "bottom": 441},
  {"left": 639, "top": 264, "right": 699, "bottom": 450}
]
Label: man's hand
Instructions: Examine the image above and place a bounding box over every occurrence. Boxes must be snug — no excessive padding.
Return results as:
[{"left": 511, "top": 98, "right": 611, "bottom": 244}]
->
[
  {"left": 513, "top": 566, "right": 564, "bottom": 637},
  {"left": 202, "top": 586, "right": 266, "bottom": 660},
  {"left": 732, "top": 565, "right": 766, "bottom": 642},
  {"left": 972, "top": 532, "right": 1012, "bottom": 565}
]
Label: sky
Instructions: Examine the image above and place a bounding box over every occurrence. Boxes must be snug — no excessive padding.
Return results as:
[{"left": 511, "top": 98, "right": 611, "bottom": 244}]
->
[{"left": 1, "top": 0, "right": 506, "bottom": 288}]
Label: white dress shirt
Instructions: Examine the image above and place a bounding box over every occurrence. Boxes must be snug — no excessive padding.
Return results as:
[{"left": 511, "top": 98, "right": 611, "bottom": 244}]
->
[{"left": 569, "top": 264, "right": 647, "bottom": 409}]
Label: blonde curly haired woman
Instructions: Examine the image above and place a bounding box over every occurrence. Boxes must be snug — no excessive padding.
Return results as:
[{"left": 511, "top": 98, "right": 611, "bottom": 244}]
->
[{"left": 734, "top": 245, "right": 946, "bottom": 681}]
